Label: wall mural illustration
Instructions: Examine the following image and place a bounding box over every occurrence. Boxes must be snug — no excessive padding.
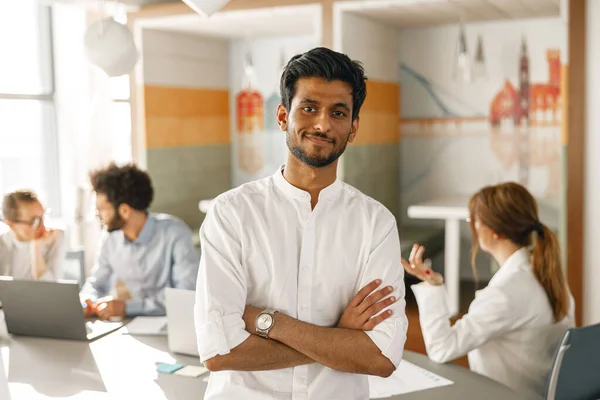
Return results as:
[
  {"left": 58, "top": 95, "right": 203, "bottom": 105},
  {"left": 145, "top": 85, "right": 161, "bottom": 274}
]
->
[
  {"left": 399, "top": 35, "right": 562, "bottom": 209},
  {"left": 235, "top": 53, "right": 264, "bottom": 175}
]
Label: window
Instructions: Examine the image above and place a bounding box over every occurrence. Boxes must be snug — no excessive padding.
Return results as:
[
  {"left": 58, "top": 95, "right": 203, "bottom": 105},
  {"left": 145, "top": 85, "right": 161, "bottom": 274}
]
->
[
  {"left": 108, "top": 75, "right": 132, "bottom": 165},
  {"left": 0, "top": 0, "right": 60, "bottom": 215},
  {"left": 108, "top": 9, "right": 133, "bottom": 166}
]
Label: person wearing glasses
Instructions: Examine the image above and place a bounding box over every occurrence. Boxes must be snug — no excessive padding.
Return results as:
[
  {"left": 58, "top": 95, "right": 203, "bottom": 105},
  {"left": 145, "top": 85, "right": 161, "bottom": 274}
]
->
[
  {"left": 80, "top": 163, "right": 200, "bottom": 320},
  {"left": 0, "top": 190, "right": 65, "bottom": 280}
]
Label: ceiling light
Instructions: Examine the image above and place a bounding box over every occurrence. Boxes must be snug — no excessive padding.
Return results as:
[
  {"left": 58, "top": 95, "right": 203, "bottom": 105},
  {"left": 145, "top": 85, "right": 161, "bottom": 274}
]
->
[
  {"left": 181, "top": 0, "right": 230, "bottom": 17},
  {"left": 453, "top": 21, "right": 471, "bottom": 83},
  {"left": 473, "top": 34, "right": 487, "bottom": 80}
]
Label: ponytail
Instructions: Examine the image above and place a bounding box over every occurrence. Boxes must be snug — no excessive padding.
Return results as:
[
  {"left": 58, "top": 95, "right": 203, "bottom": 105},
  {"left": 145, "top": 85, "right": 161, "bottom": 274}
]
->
[{"left": 531, "top": 224, "right": 569, "bottom": 322}]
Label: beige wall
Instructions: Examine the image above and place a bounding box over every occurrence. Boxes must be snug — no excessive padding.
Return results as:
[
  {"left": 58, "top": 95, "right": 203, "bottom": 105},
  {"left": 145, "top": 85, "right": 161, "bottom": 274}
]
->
[{"left": 141, "top": 29, "right": 232, "bottom": 231}]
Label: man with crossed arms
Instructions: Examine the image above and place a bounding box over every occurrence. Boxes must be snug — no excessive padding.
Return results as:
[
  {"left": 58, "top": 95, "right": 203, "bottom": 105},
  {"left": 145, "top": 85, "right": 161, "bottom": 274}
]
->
[{"left": 195, "top": 47, "right": 407, "bottom": 399}]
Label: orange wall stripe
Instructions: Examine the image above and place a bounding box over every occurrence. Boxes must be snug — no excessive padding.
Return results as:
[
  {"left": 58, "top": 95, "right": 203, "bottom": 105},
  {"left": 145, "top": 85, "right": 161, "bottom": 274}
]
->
[{"left": 144, "top": 85, "right": 230, "bottom": 148}]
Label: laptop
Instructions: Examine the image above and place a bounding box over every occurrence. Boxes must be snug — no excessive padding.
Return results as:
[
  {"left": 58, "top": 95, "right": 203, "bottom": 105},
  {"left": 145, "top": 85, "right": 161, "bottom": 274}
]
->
[
  {"left": 0, "top": 277, "right": 123, "bottom": 341},
  {"left": 165, "top": 287, "right": 199, "bottom": 357}
]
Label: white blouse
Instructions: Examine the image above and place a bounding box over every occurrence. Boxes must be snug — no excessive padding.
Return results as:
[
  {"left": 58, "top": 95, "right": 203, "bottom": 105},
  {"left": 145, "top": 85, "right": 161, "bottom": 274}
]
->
[
  {"left": 412, "top": 247, "right": 575, "bottom": 399},
  {"left": 0, "top": 229, "right": 65, "bottom": 281}
]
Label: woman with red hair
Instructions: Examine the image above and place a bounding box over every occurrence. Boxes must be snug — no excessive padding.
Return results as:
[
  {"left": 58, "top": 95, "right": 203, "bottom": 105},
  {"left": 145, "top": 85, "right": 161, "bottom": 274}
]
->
[{"left": 403, "top": 182, "right": 574, "bottom": 399}]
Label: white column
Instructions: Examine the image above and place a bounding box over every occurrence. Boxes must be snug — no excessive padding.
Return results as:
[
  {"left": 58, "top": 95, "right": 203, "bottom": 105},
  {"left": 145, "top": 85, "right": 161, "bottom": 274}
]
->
[{"left": 445, "top": 219, "right": 461, "bottom": 316}]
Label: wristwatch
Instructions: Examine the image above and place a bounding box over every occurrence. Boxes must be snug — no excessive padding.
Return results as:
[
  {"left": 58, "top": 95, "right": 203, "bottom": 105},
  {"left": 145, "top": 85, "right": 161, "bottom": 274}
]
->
[{"left": 255, "top": 308, "right": 277, "bottom": 338}]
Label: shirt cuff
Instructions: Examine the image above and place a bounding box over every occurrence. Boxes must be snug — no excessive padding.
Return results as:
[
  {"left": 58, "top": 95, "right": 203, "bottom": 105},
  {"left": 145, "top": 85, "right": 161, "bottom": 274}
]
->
[
  {"left": 126, "top": 299, "right": 144, "bottom": 317},
  {"left": 196, "top": 311, "right": 250, "bottom": 363},
  {"left": 411, "top": 282, "right": 451, "bottom": 317},
  {"left": 365, "top": 318, "right": 407, "bottom": 368}
]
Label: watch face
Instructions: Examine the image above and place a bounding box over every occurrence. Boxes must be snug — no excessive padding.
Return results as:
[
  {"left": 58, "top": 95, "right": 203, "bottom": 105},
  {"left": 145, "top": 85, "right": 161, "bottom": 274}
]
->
[{"left": 256, "top": 313, "right": 273, "bottom": 330}]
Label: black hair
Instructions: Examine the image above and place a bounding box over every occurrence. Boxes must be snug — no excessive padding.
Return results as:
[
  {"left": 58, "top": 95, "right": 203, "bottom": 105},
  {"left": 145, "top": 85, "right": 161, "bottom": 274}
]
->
[
  {"left": 89, "top": 163, "right": 154, "bottom": 211},
  {"left": 280, "top": 47, "right": 367, "bottom": 120}
]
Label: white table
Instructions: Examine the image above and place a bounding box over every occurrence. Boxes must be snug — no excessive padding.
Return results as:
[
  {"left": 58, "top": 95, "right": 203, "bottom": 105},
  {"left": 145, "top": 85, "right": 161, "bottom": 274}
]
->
[
  {"left": 0, "top": 325, "right": 523, "bottom": 399},
  {"left": 407, "top": 197, "right": 470, "bottom": 317},
  {"left": 407, "top": 196, "right": 560, "bottom": 316}
]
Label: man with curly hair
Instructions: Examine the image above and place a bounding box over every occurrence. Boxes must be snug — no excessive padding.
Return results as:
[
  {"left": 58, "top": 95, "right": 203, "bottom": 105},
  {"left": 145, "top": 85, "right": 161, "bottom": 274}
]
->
[{"left": 80, "top": 163, "right": 199, "bottom": 320}]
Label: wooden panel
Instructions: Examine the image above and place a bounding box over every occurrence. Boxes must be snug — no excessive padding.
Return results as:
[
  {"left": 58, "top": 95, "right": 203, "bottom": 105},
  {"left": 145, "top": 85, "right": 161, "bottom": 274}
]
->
[
  {"left": 566, "top": 0, "right": 585, "bottom": 326},
  {"left": 321, "top": 0, "right": 333, "bottom": 49},
  {"left": 353, "top": 80, "right": 400, "bottom": 145},
  {"left": 144, "top": 85, "right": 230, "bottom": 148}
]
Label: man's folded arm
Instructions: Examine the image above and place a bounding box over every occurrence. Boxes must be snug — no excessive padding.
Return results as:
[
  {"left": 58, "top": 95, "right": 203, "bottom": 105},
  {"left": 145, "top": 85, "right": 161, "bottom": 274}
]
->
[
  {"left": 265, "top": 219, "right": 407, "bottom": 378},
  {"left": 195, "top": 201, "right": 313, "bottom": 371}
]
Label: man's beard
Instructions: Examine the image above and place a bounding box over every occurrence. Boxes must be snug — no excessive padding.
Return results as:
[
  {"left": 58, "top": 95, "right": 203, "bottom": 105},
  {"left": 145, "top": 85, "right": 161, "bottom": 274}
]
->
[
  {"left": 105, "top": 212, "right": 126, "bottom": 233},
  {"left": 286, "top": 129, "right": 350, "bottom": 168}
]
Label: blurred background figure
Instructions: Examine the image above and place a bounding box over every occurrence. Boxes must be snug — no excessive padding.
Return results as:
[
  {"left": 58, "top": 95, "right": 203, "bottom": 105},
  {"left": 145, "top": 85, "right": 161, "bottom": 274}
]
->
[{"left": 0, "top": 190, "right": 65, "bottom": 280}]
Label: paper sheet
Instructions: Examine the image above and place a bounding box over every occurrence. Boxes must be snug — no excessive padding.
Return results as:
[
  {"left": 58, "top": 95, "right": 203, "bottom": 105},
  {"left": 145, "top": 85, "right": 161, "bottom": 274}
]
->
[
  {"left": 124, "top": 316, "right": 168, "bottom": 336},
  {"left": 368, "top": 359, "right": 454, "bottom": 398}
]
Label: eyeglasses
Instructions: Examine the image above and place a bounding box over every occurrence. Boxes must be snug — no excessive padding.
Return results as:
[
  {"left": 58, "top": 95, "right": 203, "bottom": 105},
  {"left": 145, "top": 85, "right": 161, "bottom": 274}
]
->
[{"left": 11, "top": 210, "right": 49, "bottom": 229}]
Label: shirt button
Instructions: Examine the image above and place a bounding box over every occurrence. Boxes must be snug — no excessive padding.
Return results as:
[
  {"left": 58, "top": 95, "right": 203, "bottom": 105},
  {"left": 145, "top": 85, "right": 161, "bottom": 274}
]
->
[
  {"left": 302, "top": 264, "right": 310, "bottom": 270},
  {"left": 301, "top": 305, "right": 309, "bottom": 311}
]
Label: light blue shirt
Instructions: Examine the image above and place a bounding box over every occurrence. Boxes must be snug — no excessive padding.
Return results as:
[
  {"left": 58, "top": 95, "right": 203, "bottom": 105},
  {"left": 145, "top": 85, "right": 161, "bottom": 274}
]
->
[{"left": 81, "top": 213, "right": 200, "bottom": 316}]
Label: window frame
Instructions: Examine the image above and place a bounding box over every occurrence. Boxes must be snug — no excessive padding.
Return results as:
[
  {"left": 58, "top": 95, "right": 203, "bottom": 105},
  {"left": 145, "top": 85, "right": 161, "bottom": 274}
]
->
[{"left": 0, "top": 4, "right": 61, "bottom": 216}]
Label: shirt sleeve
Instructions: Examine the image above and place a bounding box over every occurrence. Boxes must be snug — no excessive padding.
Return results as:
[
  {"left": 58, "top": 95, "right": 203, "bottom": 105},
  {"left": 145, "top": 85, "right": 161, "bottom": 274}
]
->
[
  {"left": 170, "top": 223, "right": 200, "bottom": 290},
  {"left": 361, "top": 218, "right": 408, "bottom": 368},
  {"left": 39, "top": 230, "right": 66, "bottom": 281},
  {"left": 80, "top": 232, "right": 114, "bottom": 301},
  {"left": 194, "top": 200, "right": 250, "bottom": 363},
  {"left": 125, "top": 223, "right": 200, "bottom": 317},
  {"left": 411, "top": 282, "right": 515, "bottom": 364}
]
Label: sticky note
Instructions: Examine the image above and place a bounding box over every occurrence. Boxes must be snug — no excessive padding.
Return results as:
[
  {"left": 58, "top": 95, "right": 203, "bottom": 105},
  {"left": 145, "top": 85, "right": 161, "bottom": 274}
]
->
[
  {"left": 156, "top": 363, "right": 184, "bottom": 374},
  {"left": 174, "top": 365, "right": 210, "bottom": 378}
]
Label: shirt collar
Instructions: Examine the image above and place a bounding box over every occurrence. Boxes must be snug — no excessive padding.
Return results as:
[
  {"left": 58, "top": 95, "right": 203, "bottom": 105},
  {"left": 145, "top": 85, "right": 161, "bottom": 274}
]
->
[
  {"left": 272, "top": 165, "right": 343, "bottom": 202},
  {"left": 489, "top": 247, "right": 530, "bottom": 285},
  {"left": 128, "top": 213, "right": 155, "bottom": 245}
]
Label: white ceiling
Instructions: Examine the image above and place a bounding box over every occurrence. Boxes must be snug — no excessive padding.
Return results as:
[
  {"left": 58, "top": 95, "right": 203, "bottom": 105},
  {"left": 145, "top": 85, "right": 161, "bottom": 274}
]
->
[
  {"left": 138, "top": 0, "right": 561, "bottom": 37},
  {"left": 138, "top": 4, "right": 320, "bottom": 38},
  {"left": 345, "top": 0, "right": 561, "bottom": 28}
]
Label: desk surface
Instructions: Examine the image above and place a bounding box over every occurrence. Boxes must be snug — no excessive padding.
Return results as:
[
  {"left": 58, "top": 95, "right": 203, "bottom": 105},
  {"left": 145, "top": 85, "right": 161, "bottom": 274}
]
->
[{"left": 0, "top": 322, "right": 523, "bottom": 400}]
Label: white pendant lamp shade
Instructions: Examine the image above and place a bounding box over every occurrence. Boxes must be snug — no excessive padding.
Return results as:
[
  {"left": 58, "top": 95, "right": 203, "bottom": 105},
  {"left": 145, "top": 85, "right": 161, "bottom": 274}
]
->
[
  {"left": 84, "top": 17, "right": 139, "bottom": 77},
  {"left": 182, "top": 0, "right": 230, "bottom": 17},
  {"left": 454, "top": 22, "right": 471, "bottom": 83}
]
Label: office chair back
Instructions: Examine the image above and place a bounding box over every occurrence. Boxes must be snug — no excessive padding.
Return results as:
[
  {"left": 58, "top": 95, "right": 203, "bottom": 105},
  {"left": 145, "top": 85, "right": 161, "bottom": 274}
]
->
[{"left": 545, "top": 322, "right": 600, "bottom": 400}]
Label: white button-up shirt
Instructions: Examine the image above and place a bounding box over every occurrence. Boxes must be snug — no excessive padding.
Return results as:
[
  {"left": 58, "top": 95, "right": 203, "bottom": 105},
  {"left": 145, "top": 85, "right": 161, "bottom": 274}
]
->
[
  {"left": 195, "top": 167, "right": 408, "bottom": 400},
  {"left": 412, "top": 247, "right": 575, "bottom": 399}
]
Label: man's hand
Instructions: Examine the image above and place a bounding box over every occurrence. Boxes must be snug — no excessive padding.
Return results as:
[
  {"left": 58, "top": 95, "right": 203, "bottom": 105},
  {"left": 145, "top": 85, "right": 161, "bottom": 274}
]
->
[
  {"left": 82, "top": 299, "right": 97, "bottom": 318},
  {"left": 242, "top": 279, "right": 396, "bottom": 335},
  {"left": 337, "top": 279, "right": 396, "bottom": 331},
  {"left": 94, "top": 297, "right": 126, "bottom": 320},
  {"left": 242, "top": 305, "right": 263, "bottom": 334}
]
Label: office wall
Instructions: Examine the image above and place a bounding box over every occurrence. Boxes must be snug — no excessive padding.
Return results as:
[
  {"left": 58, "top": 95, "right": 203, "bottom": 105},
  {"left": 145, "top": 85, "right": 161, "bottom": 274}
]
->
[
  {"left": 229, "top": 35, "right": 318, "bottom": 187},
  {"left": 340, "top": 12, "right": 400, "bottom": 218},
  {"left": 141, "top": 29, "right": 231, "bottom": 230},
  {"left": 584, "top": 0, "right": 600, "bottom": 325},
  {"left": 397, "top": 17, "right": 564, "bottom": 280},
  {"left": 398, "top": 17, "right": 564, "bottom": 224}
]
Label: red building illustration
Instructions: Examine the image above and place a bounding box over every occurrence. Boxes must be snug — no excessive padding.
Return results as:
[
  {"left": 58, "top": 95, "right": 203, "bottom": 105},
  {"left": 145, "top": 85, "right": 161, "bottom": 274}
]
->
[
  {"left": 489, "top": 39, "right": 561, "bottom": 188},
  {"left": 490, "top": 44, "right": 561, "bottom": 127}
]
